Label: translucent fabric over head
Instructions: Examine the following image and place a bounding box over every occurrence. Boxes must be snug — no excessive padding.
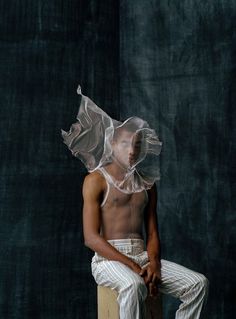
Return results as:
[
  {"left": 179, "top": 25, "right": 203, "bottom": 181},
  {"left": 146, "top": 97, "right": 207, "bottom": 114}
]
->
[{"left": 61, "top": 86, "right": 162, "bottom": 194}]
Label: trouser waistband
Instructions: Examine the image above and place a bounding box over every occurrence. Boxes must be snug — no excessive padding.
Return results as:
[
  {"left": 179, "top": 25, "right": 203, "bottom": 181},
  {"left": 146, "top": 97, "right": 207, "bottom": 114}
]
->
[
  {"left": 92, "top": 239, "right": 146, "bottom": 263},
  {"left": 107, "top": 238, "right": 145, "bottom": 255},
  {"left": 107, "top": 238, "right": 144, "bottom": 247}
]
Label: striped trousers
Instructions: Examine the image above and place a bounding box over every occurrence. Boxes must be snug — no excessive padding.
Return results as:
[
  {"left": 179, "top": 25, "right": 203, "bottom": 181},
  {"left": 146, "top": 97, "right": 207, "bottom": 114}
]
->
[{"left": 91, "top": 239, "right": 209, "bottom": 319}]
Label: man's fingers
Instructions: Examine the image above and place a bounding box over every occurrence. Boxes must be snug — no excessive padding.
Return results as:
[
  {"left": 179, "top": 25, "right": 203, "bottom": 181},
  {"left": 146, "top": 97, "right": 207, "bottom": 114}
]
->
[
  {"left": 148, "top": 282, "right": 158, "bottom": 297},
  {"left": 139, "top": 268, "right": 147, "bottom": 276},
  {"left": 146, "top": 268, "right": 153, "bottom": 283},
  {"left": 148, "top": 282, "right": 154, "bottom": 296},
  {"left": 152, "top": 273, "right": 162, "bottom": 285},
  {"left": 152, "top": 274, "right": 159, "bottom": 283}
]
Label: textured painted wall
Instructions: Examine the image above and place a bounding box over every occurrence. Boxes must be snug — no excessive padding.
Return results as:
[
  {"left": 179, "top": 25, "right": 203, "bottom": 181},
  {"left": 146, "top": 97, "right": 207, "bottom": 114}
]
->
[
  {"left": 0, "top": 1, "right": 235, "bottom": 319},
  {"left": 120, "top": 1, "right": 236, "bottom": 318},
  {"left": 0, "top": 1, "right": 118, "bottom": 318}
]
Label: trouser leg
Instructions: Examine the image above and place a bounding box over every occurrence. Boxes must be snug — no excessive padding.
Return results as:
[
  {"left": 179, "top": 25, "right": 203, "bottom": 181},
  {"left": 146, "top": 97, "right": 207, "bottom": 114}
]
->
[
  {"left": 92, "top": 260, "right": 148, "bottom": 319},
  {"left": 159, "top": 259, "right": 209, "bottom": 319}
]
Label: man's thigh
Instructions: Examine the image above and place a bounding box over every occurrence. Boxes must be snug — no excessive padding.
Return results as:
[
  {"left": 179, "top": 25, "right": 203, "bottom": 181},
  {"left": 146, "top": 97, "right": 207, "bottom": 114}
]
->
[{"left": 91, "top": 260, "right": 145, "bottom": 292}]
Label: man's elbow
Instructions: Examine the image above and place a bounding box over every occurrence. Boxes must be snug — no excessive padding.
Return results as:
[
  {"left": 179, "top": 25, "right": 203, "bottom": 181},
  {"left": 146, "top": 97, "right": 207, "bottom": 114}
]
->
[
  {"left": 84, "top": 234, "right": 98, "bottom": 250},
  {"left": 84, "top": 236, "right": 92, "bottom": 248},
  {"left": 84, "top": 238, "right": 93, "bottom": 249}
]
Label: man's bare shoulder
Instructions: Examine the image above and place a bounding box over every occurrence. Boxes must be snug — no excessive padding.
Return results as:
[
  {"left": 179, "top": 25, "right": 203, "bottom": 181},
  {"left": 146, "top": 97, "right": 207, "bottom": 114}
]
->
[{"left": 83, "top": 171, "right": 106, "bottom": 194}]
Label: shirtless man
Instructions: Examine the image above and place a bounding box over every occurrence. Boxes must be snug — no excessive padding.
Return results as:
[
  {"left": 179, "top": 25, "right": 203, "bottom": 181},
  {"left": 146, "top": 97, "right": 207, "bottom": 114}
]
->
[
  {"left": 82, "top": 127, "right": 209, "bottom": 319},
  {"left": 61, "top": 87, "right": 209, "bottom": 319}
]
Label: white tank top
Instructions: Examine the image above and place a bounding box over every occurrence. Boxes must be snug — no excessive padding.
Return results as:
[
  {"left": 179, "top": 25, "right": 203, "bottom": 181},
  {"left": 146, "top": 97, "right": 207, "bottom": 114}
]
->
[{"left": 96, "top": 167, "right": 148, "bottom": 208}]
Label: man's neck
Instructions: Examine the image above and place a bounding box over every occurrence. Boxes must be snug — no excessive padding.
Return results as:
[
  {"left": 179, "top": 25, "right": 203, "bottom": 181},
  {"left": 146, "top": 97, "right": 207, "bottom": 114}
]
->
[{"left": 105, "top": 159, "right": 129, "bottom": 182}]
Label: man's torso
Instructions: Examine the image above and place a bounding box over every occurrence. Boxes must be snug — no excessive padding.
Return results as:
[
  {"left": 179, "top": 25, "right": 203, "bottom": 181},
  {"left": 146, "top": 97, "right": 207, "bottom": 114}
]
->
[{"left": 96, "top": 168, "right": 148, "bottom": 240}]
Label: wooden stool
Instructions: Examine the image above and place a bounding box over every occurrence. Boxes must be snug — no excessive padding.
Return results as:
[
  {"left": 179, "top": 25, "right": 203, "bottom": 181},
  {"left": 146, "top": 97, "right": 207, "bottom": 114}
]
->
[{"left": 97, "top": 285, "right": 162, "bottom": 319}]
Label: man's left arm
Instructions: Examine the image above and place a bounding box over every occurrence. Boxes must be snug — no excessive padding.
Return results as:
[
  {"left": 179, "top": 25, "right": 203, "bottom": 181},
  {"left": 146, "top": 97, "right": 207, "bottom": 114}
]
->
[{"left": 140, "top": 183, "right": 162, "bottom": 296}]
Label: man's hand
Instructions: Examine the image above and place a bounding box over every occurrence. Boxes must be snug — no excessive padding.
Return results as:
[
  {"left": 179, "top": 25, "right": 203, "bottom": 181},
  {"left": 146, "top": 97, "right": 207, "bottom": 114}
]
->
[
  {"left": 139, "top": 261, "right": 161, "bottom": 297},
  {"left": 130, "top": 261, "right": 142, "bottom": 274}
]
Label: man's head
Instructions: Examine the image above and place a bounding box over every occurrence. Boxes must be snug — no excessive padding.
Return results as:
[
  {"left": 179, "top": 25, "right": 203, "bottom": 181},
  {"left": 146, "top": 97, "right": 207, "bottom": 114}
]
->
[
  {"left": 112, "top": 122, "right": 145, "bottom": 169},
  {"left": 62, "top": 86, "right": 162, "bottom": 192}
]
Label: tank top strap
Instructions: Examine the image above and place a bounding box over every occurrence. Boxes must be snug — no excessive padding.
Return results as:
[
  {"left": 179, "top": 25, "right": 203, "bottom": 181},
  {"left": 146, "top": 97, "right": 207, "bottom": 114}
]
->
[
  {"left": 96, "top": 167, "right": 111, "bottom": 207},
  {"left": 97, "top": 167, "right": 114, "bottom": 184}
]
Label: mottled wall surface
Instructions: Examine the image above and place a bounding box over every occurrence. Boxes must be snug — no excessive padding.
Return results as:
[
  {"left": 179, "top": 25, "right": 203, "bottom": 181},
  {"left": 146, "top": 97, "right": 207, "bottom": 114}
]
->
[
  {"left": 120, "top": 1, "right": 236, "bottom": 319},
  {"left": 0, "top": 1, "right": 235, "bottom": 319},
  {"left": 0, "top": 1, "right": 118, "bottom": 318}
]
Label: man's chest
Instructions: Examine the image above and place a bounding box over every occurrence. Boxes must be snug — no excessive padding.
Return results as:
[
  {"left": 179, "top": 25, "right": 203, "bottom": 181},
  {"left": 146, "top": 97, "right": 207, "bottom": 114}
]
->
[{"left": 105, "top": 187, "right": 148, "bottom": 209}]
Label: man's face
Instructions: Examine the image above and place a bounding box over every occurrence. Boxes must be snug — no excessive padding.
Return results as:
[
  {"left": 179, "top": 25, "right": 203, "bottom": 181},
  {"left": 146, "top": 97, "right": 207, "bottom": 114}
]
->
[{"left": 112, "top": 129, "right": 143, "bottom": 168}]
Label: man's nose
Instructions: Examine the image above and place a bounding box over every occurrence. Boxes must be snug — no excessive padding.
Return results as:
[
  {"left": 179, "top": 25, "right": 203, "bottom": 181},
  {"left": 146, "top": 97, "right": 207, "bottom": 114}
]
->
[{"left": 129, "top": 146, "right": 135, "bottom": 156}]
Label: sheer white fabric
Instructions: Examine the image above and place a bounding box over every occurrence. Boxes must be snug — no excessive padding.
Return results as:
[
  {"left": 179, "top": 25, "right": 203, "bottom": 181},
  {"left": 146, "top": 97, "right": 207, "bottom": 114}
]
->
[{"left": 61, "top": 86, "right": 162, "bottom": 193}]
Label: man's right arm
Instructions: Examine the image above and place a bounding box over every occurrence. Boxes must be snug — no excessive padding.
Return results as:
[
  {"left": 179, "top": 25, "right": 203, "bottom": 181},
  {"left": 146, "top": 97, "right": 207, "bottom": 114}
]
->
[{"left": 82, "top": 172, "right": 142, "bottom": 274}]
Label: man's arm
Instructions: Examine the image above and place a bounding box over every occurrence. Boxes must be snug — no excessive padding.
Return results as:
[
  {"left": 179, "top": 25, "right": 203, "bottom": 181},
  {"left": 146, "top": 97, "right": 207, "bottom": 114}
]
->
[
  {"left": 82, "top": 172, "right": 142, "bottom": 274},
  {"left": 145, "top": 183, "right": 161, "bottom": 263},
  {"left": 140, "top": 183, "right": 162, "bottom": 296}
]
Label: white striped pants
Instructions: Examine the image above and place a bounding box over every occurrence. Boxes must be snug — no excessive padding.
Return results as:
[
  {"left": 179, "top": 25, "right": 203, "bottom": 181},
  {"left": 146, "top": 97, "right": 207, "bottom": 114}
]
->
[{"left": 91, "top": 239, "right": 209, "bottom": 319}]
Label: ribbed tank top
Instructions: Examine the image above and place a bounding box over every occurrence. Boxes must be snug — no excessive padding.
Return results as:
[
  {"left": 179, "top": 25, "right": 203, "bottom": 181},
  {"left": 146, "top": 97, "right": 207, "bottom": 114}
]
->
[{"left": 96, "top": 167, "right": 148, "bottom": 207}]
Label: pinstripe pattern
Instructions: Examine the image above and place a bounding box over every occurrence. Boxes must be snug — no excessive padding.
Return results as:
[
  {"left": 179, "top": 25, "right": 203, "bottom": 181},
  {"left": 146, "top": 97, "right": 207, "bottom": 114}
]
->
[{"left": 91, "top": 239, "right": 209, "bottom": 319}]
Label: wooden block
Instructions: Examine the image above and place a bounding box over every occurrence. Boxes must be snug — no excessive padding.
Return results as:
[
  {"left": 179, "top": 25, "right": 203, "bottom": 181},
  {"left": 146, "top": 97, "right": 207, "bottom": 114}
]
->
[
  {"left": 97, "top": 286, "right": 119, "bottom": 319},
  {"left": 97, "top": 286, "right": 162, "bottom": 319}
]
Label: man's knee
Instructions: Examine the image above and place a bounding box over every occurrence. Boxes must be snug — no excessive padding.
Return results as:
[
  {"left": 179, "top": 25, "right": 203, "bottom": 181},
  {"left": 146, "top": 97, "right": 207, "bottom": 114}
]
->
[
  {"left": 192, "top": 273, "right": 209, "bottom": 296},
  {"left": 197, "top": 274, "right": 209, "bottom": 293}
]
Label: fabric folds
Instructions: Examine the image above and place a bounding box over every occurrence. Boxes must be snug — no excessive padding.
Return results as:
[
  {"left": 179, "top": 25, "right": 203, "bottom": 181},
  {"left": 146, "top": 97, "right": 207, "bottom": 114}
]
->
[{"left": 61, "top": 86, "right": 162, "bottom": 193}]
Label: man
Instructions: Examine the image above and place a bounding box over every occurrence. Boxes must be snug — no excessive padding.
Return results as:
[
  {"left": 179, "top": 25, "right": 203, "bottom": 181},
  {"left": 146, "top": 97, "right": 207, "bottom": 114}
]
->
[{"left": 61, "top": 86, "right": 209, "bottom": 319}]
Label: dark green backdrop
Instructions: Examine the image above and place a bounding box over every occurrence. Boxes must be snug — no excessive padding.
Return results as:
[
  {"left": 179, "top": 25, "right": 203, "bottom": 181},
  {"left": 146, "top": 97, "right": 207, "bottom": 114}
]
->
[{"left": 0, "top": 1, "right": 235, "bottom": 318}]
